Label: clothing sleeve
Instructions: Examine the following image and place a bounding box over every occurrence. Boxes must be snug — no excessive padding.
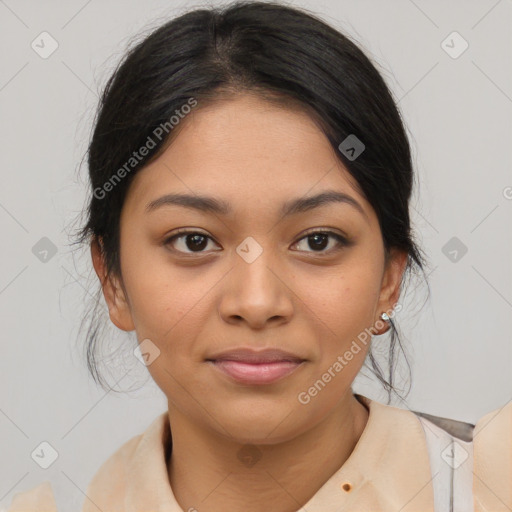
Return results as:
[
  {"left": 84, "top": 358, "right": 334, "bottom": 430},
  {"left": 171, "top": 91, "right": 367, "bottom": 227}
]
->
[
  {"left": 6, "top": 481, "right": 58, "bottom": 512},
  {"left": 473, "top": 400, "right": 512, "bottom": 512}
]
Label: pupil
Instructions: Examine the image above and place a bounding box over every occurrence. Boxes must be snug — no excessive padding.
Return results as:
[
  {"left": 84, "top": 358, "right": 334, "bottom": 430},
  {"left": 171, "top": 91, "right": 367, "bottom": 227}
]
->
[
  {"left": 309, "top": 233, "right": 328, "bottom": 250},
  {"left": 186, "top": 234, "right": 207, "bottom": 251},
  {"left": 183, "top": 234, "right": 330, "bottom": 252}
]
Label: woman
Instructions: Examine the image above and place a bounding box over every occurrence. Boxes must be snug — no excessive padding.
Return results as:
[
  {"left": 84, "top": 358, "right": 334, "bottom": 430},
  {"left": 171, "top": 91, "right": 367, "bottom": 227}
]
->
[{"left": 7, "top": 2, "right": 511, "bottom": 511}]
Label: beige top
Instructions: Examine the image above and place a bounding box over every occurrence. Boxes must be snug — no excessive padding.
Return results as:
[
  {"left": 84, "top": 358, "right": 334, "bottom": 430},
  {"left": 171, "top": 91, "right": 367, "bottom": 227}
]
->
[{"left": 7, "top": 394, "right": 512, "bottom": 511}]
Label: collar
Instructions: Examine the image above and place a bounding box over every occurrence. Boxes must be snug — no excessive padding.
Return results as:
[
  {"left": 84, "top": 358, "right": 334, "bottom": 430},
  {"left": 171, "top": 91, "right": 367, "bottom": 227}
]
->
[{"left": 120, "top": 393, "right": 434, "bottom": 511}]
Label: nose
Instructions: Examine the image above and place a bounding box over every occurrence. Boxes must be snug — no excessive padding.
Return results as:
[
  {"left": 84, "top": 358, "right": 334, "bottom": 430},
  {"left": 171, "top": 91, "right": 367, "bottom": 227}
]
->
[{"left": 217, "top": 248, "right": 294, "bottom": 329}]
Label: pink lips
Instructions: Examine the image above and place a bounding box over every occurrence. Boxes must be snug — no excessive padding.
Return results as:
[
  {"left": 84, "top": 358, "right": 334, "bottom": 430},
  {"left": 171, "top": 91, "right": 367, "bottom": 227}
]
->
[{"left": 206, "top": 348, "right": 305, "bottom": 385}]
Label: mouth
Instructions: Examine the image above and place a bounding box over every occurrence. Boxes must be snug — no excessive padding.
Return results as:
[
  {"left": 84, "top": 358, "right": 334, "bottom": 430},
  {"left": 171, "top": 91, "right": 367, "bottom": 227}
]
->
[{"left": 205, "top": 348, "right": 306, "bottom": 385}]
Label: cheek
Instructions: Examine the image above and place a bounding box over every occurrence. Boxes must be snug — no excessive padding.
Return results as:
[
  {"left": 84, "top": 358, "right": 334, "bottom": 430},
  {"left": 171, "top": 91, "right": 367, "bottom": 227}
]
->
[
  {"left": 120, "top": 243, "right": 218, "bottom": 359},
  {"left": 295, "top": 258, "right": 383, "bottom": 337},
  {"left": 122, "top": 262, "right": 209, "bottom": 394},
  {"left": 125, "top": 269, "right": 205, "bottom": 339}
]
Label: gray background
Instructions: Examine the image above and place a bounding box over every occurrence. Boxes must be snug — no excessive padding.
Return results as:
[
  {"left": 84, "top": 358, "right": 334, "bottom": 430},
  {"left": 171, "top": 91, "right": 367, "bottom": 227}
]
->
[{"left": 1, "top": 0, "right": 511, "bottom": 509}]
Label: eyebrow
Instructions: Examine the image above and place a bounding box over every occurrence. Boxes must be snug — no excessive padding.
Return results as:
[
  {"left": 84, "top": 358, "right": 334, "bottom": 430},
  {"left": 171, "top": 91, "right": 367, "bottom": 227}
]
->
[{"left": 145, "top": 190, "right": 367, "bottom": 220}]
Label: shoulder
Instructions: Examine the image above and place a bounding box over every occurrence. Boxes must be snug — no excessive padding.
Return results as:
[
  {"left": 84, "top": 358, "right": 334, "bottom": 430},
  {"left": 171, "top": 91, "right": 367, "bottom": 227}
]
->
[
  {"left": 473, "top": 400, "right": 512, "bottom": 511},
  {"left": 4, "top": 432, "right": 146, "bottom": 512},
  {"left": 82, "top": 411, "right": 170, "bottom": 511},
  {"left": 474, "top": 399, "right": 512, "bottom": 441},
  {"left": 5, "top": 480, "right": 57, "bottom": 511},
  {"left": 81, "top": 431, "right": 145, "bottom": 512}
]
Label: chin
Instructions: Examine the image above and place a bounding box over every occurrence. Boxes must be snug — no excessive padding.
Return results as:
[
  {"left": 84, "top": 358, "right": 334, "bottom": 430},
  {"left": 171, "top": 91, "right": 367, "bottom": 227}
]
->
[{"left": 214, "top": 406, "right": 310, "bottom": 445}]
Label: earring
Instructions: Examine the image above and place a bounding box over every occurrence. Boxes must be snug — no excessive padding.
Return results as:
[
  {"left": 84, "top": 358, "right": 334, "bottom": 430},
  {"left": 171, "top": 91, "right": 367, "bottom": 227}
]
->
[{"left": 376, "top": 311, "right": 391, "bottom": 335}]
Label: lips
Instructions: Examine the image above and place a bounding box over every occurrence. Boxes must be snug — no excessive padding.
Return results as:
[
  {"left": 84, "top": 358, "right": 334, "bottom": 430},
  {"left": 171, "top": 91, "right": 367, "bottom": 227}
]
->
[
  {"left": 206, "top": 348, "right": 306, "bottom": 385},
  {"left": 206, "top": 348, "right": 305, "bottom": 364}
]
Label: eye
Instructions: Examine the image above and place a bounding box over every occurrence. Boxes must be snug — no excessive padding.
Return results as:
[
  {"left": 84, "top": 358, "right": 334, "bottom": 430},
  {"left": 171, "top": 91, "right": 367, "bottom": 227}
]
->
[
  {"left": 292, "top": 230, "right": 349, "bottom": 254},
  {"left": 163, "top": 228, "right": 350, "bottom": 256},
  {"left": 163, "top": 229, "right": 220, "bottom": 255}
]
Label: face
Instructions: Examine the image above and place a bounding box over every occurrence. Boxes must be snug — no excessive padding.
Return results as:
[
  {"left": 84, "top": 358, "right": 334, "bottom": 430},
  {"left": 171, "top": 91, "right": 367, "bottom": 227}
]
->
[{"left": 92, "top": 93, "right": 406, "bottom": 444}]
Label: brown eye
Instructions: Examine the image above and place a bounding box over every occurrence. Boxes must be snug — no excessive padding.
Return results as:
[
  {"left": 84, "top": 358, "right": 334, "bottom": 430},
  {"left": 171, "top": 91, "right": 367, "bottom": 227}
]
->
[
  {"left": 164, "top": 230, "right": 220, "bottom": 254},
  {"left": 293, "top": 230, "right": 348, "bottom": 254}
]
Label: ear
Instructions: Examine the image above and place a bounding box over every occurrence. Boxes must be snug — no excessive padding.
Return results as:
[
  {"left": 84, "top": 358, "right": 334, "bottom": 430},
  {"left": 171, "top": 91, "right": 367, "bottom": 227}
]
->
[
  {"left": 90, "top": 237, "right": 135, "bottom": 332},
  {"left": 375, "top": 247, "right": 408, "bottom": 319}
]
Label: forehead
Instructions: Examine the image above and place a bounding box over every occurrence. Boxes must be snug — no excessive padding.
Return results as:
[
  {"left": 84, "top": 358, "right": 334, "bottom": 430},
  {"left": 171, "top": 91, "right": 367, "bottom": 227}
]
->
[{"left": 123, "top": 94, "right": 370, "bottom": 218}]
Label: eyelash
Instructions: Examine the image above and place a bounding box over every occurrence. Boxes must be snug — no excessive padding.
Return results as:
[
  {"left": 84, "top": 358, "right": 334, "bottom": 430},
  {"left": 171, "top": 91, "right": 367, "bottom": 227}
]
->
[{"left": 163, "top": 228, "right": 350, "bottom": 256}]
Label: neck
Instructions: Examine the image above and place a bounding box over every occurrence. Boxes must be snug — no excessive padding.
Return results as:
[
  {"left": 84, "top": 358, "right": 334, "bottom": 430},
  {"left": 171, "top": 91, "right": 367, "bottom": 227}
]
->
[{"left": 166, "top": 392, "right": 369, "bottom": 512}]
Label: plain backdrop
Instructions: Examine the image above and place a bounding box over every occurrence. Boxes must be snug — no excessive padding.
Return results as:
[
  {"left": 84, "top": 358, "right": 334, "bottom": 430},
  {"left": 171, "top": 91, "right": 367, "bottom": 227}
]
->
[{"left": 1, "top": 0, "right": 511, "bottom": 509}]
